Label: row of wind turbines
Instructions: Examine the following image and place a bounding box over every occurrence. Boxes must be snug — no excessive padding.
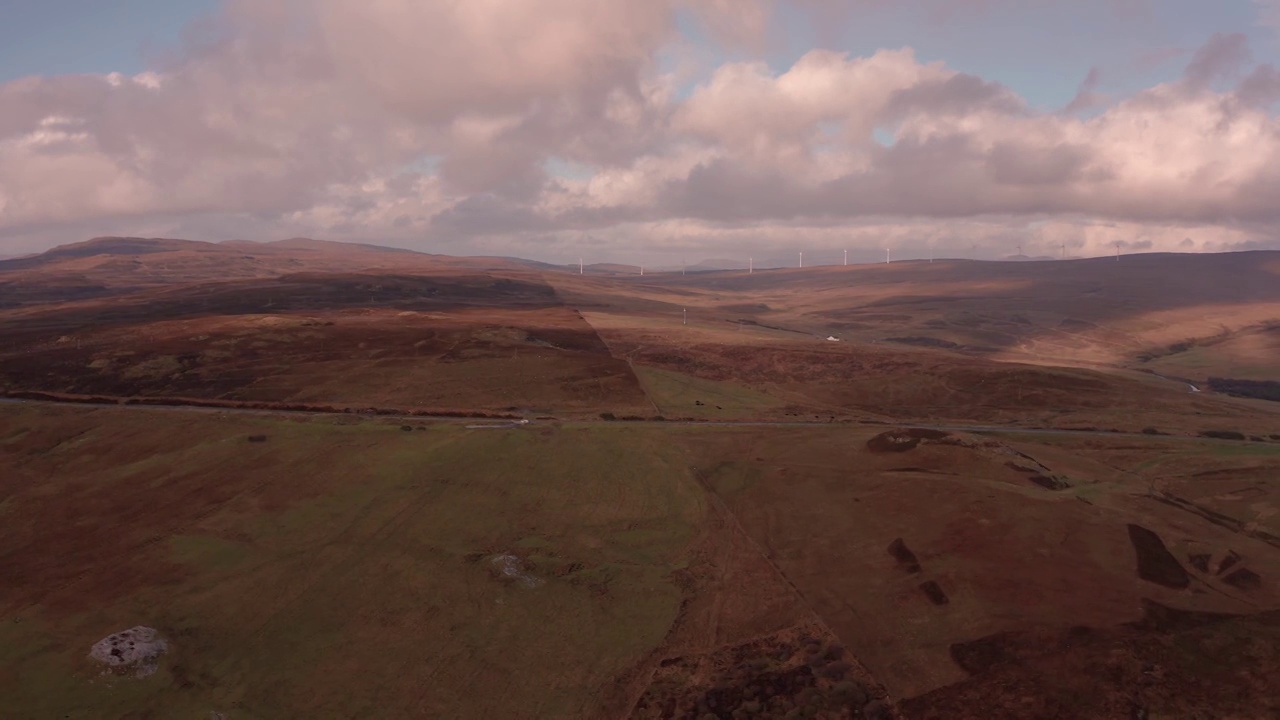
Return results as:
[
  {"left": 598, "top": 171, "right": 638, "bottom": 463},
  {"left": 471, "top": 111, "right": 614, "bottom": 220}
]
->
[{"left": 576, "top": 241, "right": 1124, "bottom": 274}]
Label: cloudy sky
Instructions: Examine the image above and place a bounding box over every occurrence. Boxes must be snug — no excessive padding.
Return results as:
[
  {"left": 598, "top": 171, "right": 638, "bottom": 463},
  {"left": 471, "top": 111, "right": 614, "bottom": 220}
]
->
[{"left": 3, "top": 0, "right": 1280, "bottom": 264}]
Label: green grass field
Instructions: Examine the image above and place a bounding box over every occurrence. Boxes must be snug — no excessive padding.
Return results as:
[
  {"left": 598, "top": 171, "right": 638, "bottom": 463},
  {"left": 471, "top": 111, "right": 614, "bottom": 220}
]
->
[
  {"left": 0, "top": 406, "right": 704, "bottom": 718},
  {"left": 4, "top": 403, "right": 1280, "bottom": 718},
  {"left": 630, "top": 365, "right": 789, "bottom": 419},
  {"left": 1141, "top": 341, "right": 1280, "bottom": 383}
]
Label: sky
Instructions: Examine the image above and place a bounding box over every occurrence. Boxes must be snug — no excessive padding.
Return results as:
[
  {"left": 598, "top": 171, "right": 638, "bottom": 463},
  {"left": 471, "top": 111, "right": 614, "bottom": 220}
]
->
[{"left": 3, "top": 1, "right": 1280, "bottom": 264}]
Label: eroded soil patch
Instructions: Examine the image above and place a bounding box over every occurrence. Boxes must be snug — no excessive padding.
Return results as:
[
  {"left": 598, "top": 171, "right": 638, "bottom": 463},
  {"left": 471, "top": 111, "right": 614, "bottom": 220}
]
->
[
  {"left": 1127, "top": 524, "right": 1190, "bottom": 589},
  {"left": 632, "top": 626, "right": 890, "bottom": 719},
  {"left": 902, "top": 600, "right": 1280, "bottom": 720},
  {"left": 887, "top": 539, "right": 922, "bottom": 574}
]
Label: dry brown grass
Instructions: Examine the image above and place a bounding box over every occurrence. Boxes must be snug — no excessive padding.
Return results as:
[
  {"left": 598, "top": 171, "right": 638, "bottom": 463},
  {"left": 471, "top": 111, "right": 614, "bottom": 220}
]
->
[{"left": 4, "top": 242, "right": 1280, "bottom": 719}]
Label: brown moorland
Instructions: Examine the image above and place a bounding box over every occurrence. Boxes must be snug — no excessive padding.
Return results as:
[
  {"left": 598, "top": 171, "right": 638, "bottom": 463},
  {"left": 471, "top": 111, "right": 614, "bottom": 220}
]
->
[
  {"left": 0, "top": 239, "right": 648, "bottom": 417},
  {"left": 4, "top": 405, "right": 1279, "bottom": 718},
  {"left": 2, "top": 238, "right": 1280, "bottom": 719}
]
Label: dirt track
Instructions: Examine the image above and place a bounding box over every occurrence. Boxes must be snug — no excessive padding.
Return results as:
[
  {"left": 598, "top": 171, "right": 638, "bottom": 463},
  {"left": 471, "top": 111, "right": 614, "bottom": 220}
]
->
[{"left": 3, "top": 394, "right": 1271, "bottom": 444}]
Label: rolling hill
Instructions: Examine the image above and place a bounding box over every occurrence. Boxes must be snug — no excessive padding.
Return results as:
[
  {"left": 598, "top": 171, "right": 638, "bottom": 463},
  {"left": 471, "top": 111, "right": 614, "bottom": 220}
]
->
[{"left": 2, "top": 240, "right": 1279, "bottom": 719}]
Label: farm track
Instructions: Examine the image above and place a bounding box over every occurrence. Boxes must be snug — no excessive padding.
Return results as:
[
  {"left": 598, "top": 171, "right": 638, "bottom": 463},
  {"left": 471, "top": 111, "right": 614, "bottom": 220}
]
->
[{"left": 1, "top": 394, "right": 1273, "bottom": 444}]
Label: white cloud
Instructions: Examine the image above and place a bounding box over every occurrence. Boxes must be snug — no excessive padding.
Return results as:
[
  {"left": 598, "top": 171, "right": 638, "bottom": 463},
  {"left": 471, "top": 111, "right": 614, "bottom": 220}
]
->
[{"left": 0, "top": 1, "right": 1278, "bottom": 261}]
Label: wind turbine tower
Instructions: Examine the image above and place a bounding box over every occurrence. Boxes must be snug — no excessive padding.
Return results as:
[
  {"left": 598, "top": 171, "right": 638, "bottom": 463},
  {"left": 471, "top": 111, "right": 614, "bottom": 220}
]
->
[
  {"left": 749, "top": 256, "right": 753, "bottom": 274},
  {"left": 578, "top": 257, "right": 583, "bottom": 275},
  {"left": 885, "top": 247, "right": 891, "bottom": 264},
  {"left": 799, "top": 251, "right": 803, "bottom": 268},
  {"left": 843, "top": 249, "right": 848, "bottom": 266},
  {"left": 1115, "top": 242, "right": 1121, "bottom": 260}
]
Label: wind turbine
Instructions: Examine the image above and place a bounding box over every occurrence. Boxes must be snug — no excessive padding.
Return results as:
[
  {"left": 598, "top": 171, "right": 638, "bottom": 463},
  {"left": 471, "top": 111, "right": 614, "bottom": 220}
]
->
[
  {"left": 1115, "top": 242, "right": 1121, "bottom": 261},
  {"left": 578, "top": 257, "right": 583, "bottom": 275},
  {"left": 749, "top": 256, "right": 753, "bottom": 274},
  {"left": 843, "top": 249, "right": 848, "bottom": 266},
  {"left": 799, "top": 251, "right": 803, "bottom": 268},
  {"left": 885, "top": 247, "right": 891, "bottom": 264}
]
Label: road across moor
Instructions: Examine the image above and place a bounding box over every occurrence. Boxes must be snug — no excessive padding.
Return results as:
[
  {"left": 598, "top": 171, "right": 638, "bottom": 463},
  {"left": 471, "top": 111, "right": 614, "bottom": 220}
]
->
[{"left": 0, "top": 395, "right": 1267, "bottom": 444}]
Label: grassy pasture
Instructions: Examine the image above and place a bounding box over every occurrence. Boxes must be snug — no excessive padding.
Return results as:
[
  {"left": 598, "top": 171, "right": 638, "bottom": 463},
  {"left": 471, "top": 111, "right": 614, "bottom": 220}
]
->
[
  {"left": 5, "top": 404, "right": 1280, "bottom": 718},
  {"left": 0, "top": 405, "right": 703, "bottom": 718},
  {"left": 629, "top": 365, "right": 789, "bottom": 420}
]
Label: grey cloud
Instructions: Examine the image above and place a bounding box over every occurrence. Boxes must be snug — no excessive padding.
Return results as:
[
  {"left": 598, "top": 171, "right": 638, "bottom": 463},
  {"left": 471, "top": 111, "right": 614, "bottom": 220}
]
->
[
  {"left": 439, "top": 142, "right": 548, "bottom": 200},
  {"left": 1064, "top": 67, "right": 1106, "bottom": 114},
  {"left": 1184, "top": 32, "right": 1253, "bottom": 89},
  {"left": 986, "top": 142, "right": 1095, "bottom": 186},
  {"left": 662, "top": 160, "right": 805, "bottom": 222},
  {"left": 3, "top": 3, "right": 1280, "bottom": 263},
  {"left": 429, "top": 194, "right": 553, "bottom": 237},
  {"left": 882, "top": 72, "right": 1024, "bottom": 123},
  {"left": 1237, "top": 64, "right": 1280, "bottom": 106}
]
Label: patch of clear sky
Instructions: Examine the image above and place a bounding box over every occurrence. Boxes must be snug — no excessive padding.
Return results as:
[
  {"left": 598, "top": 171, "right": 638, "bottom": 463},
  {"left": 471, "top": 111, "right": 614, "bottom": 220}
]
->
[
  {"left": 3, "top": 1, "right": 1275, "bottom": 97},
  {"left": 674, "top": 0, "right": 1275, "bottom": 110},
  {"left": 0, "top": 0, "right": 221, "bottom": 83}
]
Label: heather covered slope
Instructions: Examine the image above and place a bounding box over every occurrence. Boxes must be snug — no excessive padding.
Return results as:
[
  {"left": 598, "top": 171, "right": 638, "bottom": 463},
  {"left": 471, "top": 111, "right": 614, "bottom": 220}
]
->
[
  {"left": 3, "top": 242, "right": 1280, "bottom": 719},
  {"left": 554, "top": 251, "right": 1280, "bottom": 378},
  {"left": 3, "top": 405, "right": 1280, "bottom": 718},
  {"left": 0, "top": 236, "right": 549, "bottom": 307}
]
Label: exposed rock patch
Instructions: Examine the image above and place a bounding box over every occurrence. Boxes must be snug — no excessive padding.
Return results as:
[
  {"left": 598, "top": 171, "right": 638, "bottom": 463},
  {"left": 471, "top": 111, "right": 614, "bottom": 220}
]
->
[
  {"left": 89, "top": 626, "right": 167, "bottom": 677},
  {"left": 490, "top": 553, "right": 543, "bottom": 588},
  {"left": 1028, "top": 474, "right": 1072, "bottom": 491},
  {"left": 867, "top": 431, "right": 921, "bottom": 453},
  {"left": 866, "top": 428, "right": 950, "bottom": 453}
]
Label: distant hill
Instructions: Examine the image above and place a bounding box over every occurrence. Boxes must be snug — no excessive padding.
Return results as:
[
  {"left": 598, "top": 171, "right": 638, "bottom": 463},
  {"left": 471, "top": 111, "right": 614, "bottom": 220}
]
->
[
  {"left": 224, "top": 237, "right": 422, "bottom": 254},
  {"left": 0, "top": 236, "right": 558, "bottom": 275},
  {"left": 641, "top": 250, "right": 1280, "bottom": 377},
  {"left": 0, "top": 237, "right": 215, "bottom": 271},
  {"left": 0, "top": 236, "right": 552, "bottom": 306},
  {"left": 690, "top": 258, "right": 750, "bottom": 271},
  {"left": 586, "top": 263, "right": 641, "bottom": 274},
  {"left": 642, "top": 258, "right": 766, "bottom": 273}
]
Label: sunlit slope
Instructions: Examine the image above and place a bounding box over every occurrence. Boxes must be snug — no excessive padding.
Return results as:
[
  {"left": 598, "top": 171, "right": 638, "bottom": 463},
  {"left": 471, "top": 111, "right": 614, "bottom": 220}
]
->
[{"left": 555, "top": 252, "right": 1280, "bottom": 378}]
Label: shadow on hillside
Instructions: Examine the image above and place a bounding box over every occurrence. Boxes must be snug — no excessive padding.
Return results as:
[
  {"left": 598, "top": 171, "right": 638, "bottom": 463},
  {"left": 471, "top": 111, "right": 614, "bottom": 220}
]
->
[
  {"left": 571, "top": 251, "right": 1280, "bottom": 368},
  {"left": 0, "top": 273, "right": 561, "bottom": 336}
]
